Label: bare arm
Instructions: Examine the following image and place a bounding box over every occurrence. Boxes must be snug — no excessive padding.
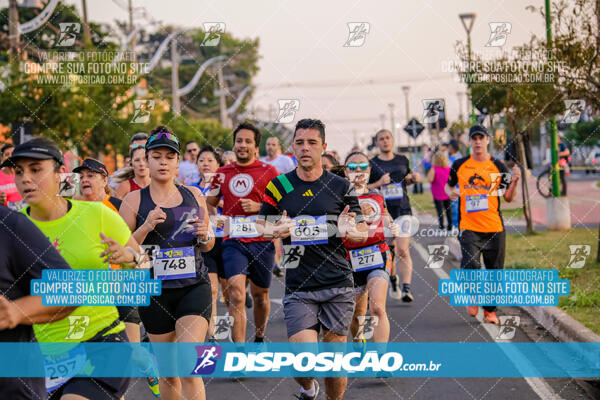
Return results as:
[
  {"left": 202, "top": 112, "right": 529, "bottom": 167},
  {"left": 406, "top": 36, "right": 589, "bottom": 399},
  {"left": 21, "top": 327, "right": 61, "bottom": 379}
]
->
[
  {"left": 445, "top": 184, "right": 459, "bottom": 201},
  {"left": 115, "top": 181, "right": 130, "bottom": 200},
  {"left": 404, "top": 172, "right": 420, "bottom": 186},
  {"left": 119, "top": 191, "right": 154, "bottom": 245},
  {"left": 0, "top": 295, "right": 75, "bottom": 330},
  {"left": 368, "top": 173, "right": 391, "bottom": 189},
  {"left": 188, "top": 186, "right": 216, "bottom": 252},
  {"left": 503, "top": 165, "right": 521, "bottom": 203},
  {"left": 206, "top": 195, "right": 220, "bottom": 208},
  {"left": 427, "top": 168, "right": 435, "bottom": 183},
  {"left": 345, "top": 221, "right": 369, "bottom": 244}
]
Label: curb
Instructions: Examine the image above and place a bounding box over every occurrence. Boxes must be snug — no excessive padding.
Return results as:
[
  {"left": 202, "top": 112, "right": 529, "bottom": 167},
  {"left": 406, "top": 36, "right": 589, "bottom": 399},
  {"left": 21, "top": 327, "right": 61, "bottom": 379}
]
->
[
  {"left": 521, "top": 304, "right": 600, "bottom": 398},
  {"left": 520, "top": 305, "right": 600, "bottom": 342}
]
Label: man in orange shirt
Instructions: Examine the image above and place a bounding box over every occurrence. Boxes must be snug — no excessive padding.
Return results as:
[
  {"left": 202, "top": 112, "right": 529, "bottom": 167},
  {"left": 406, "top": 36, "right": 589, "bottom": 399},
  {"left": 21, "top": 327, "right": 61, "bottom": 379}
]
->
[{"left": 445, "top": 125, "right": 521, "bottom": 324}]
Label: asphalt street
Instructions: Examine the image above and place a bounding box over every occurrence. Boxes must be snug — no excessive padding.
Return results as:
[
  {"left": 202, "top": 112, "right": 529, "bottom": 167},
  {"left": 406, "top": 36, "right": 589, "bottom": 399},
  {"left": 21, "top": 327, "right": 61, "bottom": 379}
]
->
[{"left": 124, "top": 219, "right": 594, "bottom": 400}]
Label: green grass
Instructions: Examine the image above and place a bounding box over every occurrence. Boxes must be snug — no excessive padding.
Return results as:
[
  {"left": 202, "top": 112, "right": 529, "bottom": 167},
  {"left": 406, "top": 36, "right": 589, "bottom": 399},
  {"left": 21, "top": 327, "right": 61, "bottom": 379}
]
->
[
  {"left": 410, "top": 192, "right": 436, "bottom": 213},
  {"left": 410, "top": 192, "right": 525, "bottom": 221},
  {"left": 500, "top": 207, "right": 524, "bottom": 220},
  {"left": 505, "top": 228, "right": 600, "bottom": 335}
]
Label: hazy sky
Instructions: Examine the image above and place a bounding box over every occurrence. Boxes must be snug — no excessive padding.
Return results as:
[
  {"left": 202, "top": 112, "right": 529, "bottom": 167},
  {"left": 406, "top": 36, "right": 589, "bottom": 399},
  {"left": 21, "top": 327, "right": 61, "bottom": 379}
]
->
[{"left": 38, "top": 1, "right": 545, "bottom": 153}]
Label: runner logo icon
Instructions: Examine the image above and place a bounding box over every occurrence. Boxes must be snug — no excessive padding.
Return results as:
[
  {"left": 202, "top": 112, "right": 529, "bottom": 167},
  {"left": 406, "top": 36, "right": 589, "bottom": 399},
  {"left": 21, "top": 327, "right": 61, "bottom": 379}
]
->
[
  {"left": 355, "top": 316, "right": 379, "bottom": 340},
  {"left": 344, "top": 22, "right": 370, "bottom": 47},
  {"left": 486, "top": 22, "right": 512, "bottom": 47},
  {"left": 192, "top": 345, "right": 222, "bottom": 375},
  {"left": 563, "top": 100, "right": 586, "bottom": 124},
  {"left": 212, "top": 315, "right": 234, "bottom": 341},
  {"left": 275, "top": 100, "right": 300, "bottom": 123},
  {"left": 65, "top": 315, "right": 90, "bottom": 340},
  {"left": 282, "top": 245, "right": 305, "bottom": 269},
  {"left": 566, "top": 245, "right": 590, "bottom": 269},
  {"left": 57, "top": 23, "right": 81, "bottom": 47},
  {"left": 131, "top": 100, "right": 155, "bottom": 123},
  {"left": 425, "top": 245, "right": 449, "bottom": 269},
  {"left": 496, "top": 315, "right": 520, "bottom": 340},
  {"left": 201, "top": 23, "right": 225, "bottom": 46},
  {"left": 422, "top": 99, "right": 444, "bottom": 124},
  {"left": 487, "top": 172, "right": 511, "bottom": 196}
]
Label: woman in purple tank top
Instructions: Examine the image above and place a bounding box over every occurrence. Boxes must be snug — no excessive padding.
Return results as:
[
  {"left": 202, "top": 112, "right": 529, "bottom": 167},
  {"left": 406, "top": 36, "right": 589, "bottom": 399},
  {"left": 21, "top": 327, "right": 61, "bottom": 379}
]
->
[{"left": 427, "top": 151, "right": 452, "bottom": 230}]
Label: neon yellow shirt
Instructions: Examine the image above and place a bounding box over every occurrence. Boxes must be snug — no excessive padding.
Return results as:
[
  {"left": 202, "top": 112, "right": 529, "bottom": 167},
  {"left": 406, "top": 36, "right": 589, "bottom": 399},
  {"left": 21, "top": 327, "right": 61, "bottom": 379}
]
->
[{"left": 23, "top": 200, "right": 129, "bottom": 342}]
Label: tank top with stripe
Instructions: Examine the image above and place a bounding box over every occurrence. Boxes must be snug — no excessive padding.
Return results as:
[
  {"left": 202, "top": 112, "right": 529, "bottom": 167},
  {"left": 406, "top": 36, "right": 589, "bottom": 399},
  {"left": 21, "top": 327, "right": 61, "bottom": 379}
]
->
[{"left": 135, "top": 185, "right": 209, "bottom": 289}]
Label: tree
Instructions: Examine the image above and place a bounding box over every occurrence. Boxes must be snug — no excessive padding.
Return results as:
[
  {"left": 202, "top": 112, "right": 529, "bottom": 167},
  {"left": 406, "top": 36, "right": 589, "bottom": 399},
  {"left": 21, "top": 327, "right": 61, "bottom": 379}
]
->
[
  {"left": 137, "top": 28, "right": 261, "bottom": 120},
  {"left": 0, "top": 5, "right": 265, "bottom": 162},
  {"left": 0, "top": 3, "right": 142, "bottom": 156},
  {"left": 565, "top": 118, "right": 600, "bottom": 147},
  {"left": 0, "top": 3, "right": 112, "bottom": 60},
  {"left": 455, "top": 41, "right": 563, "bottom": 234},
  {"left": 526, "top": 0, "right": 600, "bottom": 113}
]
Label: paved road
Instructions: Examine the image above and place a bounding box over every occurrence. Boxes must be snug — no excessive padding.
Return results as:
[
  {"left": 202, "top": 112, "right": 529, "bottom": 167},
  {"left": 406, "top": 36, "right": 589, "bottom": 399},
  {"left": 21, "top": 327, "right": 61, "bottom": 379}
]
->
[{"left": 124, "top": 222, "right": 593, "bottom": 400}]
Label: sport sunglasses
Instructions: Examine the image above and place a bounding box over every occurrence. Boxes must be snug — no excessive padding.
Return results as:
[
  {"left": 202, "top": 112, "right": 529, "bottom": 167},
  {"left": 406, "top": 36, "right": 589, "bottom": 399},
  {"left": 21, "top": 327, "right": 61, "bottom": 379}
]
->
[
  {"left": 346, "top": 162, "right": 369, "bottom": 171},
  {"left": 129, "top": 143, "right": 144, "bottom": 150},
  {"left": 148, "top": 132, "right": 180, "bottom": 145}
]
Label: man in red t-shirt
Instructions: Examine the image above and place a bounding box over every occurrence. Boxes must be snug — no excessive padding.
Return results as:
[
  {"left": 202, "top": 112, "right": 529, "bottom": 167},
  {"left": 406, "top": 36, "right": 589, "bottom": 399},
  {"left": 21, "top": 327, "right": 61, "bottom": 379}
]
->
[
  {"left": 0, "top": 144, "right": 23, "bottom": 208},
  {"left": 207, "top": 121, "right": 279, "bottom": 344}
]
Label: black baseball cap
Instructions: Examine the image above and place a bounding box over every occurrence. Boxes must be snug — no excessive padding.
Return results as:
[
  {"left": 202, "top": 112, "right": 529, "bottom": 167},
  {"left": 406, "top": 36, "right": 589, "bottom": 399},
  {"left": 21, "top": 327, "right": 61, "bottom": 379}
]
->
[
  {"left": 469, "top": 124, "right": 490, "bottom": 138},
  {"left": 0, "top": 138, "right": 64, "bottom": 168},
  {"left": 145, "top": 131, "right": 180, "bottom": 154},
  {"left": 73, "top": 158, "right": 109, "bottom": 176}
]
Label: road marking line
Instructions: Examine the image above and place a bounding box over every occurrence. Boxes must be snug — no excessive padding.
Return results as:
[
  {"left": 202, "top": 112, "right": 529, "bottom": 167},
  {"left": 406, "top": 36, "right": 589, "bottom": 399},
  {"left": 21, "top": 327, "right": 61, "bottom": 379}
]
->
[
  {"left": 270, "top": 298, "right": 282, "bottom": 305},
  {"left": 412, "top": 240, "right": 564, "bottom": 400}
]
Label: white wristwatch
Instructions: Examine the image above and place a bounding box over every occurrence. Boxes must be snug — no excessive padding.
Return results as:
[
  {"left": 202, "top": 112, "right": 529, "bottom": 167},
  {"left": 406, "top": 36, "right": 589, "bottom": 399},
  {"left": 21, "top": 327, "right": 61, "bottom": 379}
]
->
[{"left": 124, "top": 246, "right": 142, "bottom": 265}]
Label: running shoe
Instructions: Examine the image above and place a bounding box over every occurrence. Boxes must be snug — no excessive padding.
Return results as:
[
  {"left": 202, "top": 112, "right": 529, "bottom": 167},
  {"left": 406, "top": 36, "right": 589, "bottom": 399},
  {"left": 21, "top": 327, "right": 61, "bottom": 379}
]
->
[
  {"left": 273, "top": 264, "right": 284, "bottom": 277},
  {"left": 254, "top": 338, "right": 267, "bottom": 352},
  {"left": 352, "top": 337, "right": 367, "bottom": 353},
  {"left": 389, "top": 276, "right": 402, "bottom": 300},
  {"left": 245, "top": 291, "right": 253, "bottom": 308},
  {"left": 376, "top": 370, "right": 393, "bottom": 378},
  {"left": 467, "top": 306, "right": 478, "bottom": 317},
  {"left": 146, "top": 375, "right": 160, "bottom": 397},
  {"left": 401, "top": 289, "right": 414, "bottom": 302},
  {"left": 143, "top": 356, "right": 160, "bottom": 397},
  {"left": 484, "top": 310, "right": 500, "bottom": 324},
  {"left": 294, "top": 379, "right": 320, "bottom": 400}
]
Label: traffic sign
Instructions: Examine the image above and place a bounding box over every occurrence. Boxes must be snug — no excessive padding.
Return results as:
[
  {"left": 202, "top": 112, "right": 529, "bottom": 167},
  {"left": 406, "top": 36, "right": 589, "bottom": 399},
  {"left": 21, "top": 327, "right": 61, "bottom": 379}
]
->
[{"left": 404, "top": 118, "right": 425, "bottom": 139}]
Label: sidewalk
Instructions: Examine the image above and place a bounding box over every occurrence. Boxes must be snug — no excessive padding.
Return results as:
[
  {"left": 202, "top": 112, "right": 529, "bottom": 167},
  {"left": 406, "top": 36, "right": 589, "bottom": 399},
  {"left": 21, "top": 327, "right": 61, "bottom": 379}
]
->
[{"left": 505, "top": 175, "right": 600, "bottom": 226}]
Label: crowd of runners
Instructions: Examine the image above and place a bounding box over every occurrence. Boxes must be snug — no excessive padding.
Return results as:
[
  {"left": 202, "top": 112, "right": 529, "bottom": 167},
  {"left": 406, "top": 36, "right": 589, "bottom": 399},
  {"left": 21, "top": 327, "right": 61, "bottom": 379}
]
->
[{"left": 0, "top": 118, "right": 520, "bottom": 400}]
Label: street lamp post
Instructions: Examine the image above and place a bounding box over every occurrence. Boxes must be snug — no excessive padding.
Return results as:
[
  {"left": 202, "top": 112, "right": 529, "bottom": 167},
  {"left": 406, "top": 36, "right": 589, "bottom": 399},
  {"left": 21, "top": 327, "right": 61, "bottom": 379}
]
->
[
  {"left": 402, "top": 85, "right": 412, "bottom": 150},
  {"left": 171, "top": 37, "right": 180, "bottom": 115},
  {"left": 457, "top": 92, "right": 464, "bottom": 122},
  {"left": 379, "top": 113, "right": 386, "bottom": 129},
  {"left": 459, "top": 13, "right": 476, "bottom": 126},
  {"left": 388, "top": 103, "right": 396, "bottom": 147}
]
